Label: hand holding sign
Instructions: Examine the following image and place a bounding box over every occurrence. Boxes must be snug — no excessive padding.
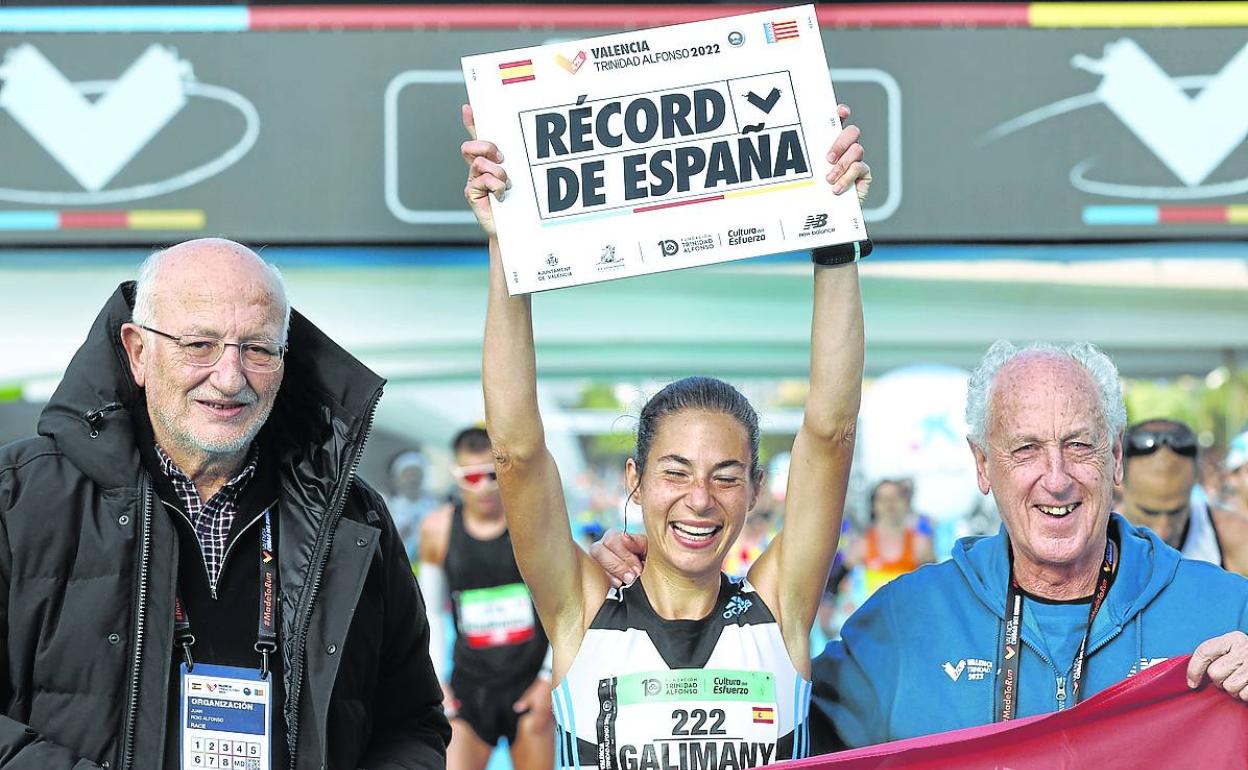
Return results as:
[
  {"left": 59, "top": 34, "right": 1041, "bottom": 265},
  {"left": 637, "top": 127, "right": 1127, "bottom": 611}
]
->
[
  {"left": 461, "top": 104, "right": 509, "bottom": 239},
  {"left": 828, "top": 104, "right": 871, "bottom": 202}
]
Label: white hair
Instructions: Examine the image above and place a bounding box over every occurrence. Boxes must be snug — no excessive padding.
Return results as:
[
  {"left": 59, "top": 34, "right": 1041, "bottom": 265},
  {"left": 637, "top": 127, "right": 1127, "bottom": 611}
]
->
[
  {"left": 965, "top": 340, "right": 1127, "bottom": 450},
  {"left": 131, "top": 246, "right": 292, "bottom": 342}
]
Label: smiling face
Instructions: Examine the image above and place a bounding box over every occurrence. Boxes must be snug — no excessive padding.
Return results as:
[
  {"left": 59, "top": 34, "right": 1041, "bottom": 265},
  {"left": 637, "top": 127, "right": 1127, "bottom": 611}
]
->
[
  {"left": 970, "top": 353, "right": 1122, "bottom": 587},
  {"left": 122, "top": 240, "right": 286, "bottom": 473},
  {"left": 626, "top": 408, "right": 758, "bottom": 580}
]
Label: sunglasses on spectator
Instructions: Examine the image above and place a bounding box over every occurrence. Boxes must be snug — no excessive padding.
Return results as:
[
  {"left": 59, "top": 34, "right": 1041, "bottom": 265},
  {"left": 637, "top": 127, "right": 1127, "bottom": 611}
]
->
[
  {"left": 452, "top": 463, "right": 498, "bottom": 489},
  {"left": 1123, "top": 424, "right": 1198, "bottom": 458}
]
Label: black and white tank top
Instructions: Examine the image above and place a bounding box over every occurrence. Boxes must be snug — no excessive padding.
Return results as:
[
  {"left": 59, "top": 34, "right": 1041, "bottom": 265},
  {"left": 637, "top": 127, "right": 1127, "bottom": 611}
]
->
[{"left": 553, "top": 575, "right": 811, "bottom": 770}]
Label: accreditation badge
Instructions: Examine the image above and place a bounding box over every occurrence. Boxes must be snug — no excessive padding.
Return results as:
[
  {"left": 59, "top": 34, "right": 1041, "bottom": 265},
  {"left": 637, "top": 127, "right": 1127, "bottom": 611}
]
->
[
  {"left": 181, "top": 663, "right": 271, "bottom": 770},
  {"left": 455, "top": 583, "right": 537, "bottom": 649},
  {"left": 597, "top": 669, "right": 778, "bottom": 770}
]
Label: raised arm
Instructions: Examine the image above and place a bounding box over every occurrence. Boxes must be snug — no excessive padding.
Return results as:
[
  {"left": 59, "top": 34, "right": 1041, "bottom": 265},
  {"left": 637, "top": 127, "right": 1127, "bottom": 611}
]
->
[
  {"left": 462, "top": 106, "right": 611, "bottom": 676},
  {"left": 749, "top": 111, "right": 867, "bottom": 671}
]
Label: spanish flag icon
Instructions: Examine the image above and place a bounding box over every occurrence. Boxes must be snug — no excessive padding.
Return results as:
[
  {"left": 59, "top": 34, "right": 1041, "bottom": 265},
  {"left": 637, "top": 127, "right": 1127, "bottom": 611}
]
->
[
  {"left": 499, "top": 59, "right": 535, "bottom": 85},
  {"left": 752, "top": 706, "right": 775, "bottom": 724}
]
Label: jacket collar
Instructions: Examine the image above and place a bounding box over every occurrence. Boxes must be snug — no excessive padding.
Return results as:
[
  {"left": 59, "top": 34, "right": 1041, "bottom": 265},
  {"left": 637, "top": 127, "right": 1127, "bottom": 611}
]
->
[
  {"left": 951, "top": 513, "right": 1182, "bottom": 638},
  {"left": 37, "top": 282, "right": 385, "bottom": 494}
]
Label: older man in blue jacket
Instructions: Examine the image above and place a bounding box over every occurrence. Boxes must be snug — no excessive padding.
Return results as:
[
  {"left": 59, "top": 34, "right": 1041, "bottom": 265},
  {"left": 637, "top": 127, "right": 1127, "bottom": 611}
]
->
[{"left": 810, "top": 341, "right": 1248, "bottom": 750}]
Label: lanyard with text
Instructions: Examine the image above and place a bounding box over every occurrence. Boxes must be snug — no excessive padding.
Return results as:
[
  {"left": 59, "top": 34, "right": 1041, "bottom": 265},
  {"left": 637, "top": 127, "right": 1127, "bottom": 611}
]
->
[
  {"left": 997, "top": 536, "right": 1117, "bottom": 722},
  {"left": 174, "top": 511, "right": 279, "bottom": 678}
]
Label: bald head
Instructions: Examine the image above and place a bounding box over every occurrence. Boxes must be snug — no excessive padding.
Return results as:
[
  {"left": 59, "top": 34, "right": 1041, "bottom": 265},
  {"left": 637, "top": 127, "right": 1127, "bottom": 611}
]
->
[
  {"left": 133, "top": 238, "right": 290, "bottom": 343},
  {"left": 966, "top": 340, "right": 1126, "bottom": 452},
  {"left": 121, "top": 238, "right": 290, "bottom": 486}
]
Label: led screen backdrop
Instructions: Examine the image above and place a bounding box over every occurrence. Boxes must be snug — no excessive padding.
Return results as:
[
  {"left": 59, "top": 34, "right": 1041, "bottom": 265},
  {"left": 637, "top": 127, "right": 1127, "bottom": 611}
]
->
[{"left": 0, "top": 3, "right": 1245, "bottom": 245}]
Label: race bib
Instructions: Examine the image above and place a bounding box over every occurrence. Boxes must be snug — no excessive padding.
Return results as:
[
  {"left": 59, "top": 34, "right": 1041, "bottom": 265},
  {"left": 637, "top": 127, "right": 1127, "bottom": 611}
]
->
[
  {"left": 456, "top": 583, "right": 536, "bottom": 649},
  {"left": 597, "top": 669, "right": 779, "bottom": 770},
  {"left": 180, "top": 663, "right": 271, "bottom": 770}
]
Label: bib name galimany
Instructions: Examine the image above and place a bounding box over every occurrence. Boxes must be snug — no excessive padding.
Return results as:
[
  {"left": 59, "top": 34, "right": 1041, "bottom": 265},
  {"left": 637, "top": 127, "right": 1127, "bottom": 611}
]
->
[
  {"left": 592, "top": 41, "right": 650, "bottom": 58},
  {"left": 617, "top": 740, "right": 775, "bottom": 770}
]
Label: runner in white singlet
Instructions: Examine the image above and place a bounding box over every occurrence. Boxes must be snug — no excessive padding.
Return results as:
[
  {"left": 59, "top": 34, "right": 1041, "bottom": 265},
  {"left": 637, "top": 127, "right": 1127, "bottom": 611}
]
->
[{"left": 460, "top": 102, "right": 871, "bottom": 770}]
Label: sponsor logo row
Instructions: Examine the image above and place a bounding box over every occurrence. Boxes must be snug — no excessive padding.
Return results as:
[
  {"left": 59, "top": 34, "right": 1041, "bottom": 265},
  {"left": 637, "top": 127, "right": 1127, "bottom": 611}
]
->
[{"left": 533, "top": 209, "right": 834, "bottom": 284}]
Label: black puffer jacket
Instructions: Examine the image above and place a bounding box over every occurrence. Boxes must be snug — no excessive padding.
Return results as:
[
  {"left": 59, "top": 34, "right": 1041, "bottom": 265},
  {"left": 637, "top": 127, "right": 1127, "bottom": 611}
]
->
[{"left": 0, "top": 284, "right": 450, "bottom": 769}]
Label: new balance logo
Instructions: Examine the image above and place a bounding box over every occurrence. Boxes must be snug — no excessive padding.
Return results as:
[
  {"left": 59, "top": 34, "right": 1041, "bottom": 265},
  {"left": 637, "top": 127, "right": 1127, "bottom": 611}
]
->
[{"left": 803, "top": 214, "right": 828, "bottom": 231}]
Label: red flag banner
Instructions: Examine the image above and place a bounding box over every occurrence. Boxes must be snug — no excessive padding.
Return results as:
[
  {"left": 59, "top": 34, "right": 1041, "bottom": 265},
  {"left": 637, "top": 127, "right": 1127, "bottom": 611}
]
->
[{"left": 794, "top": 656, "right": 1248, "bottom": 769}]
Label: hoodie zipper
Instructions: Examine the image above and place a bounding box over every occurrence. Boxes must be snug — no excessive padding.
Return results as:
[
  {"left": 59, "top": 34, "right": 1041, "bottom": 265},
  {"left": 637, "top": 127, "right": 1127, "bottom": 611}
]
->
[
  {"left": 285, "top": 390, "right": 381, "bottom": 768},
  {"left": 1001, "top": 621, "right": 1127, "bottom": 718},
  {"left": 121, "top": 476, "right": 153, "bottom": 770}
]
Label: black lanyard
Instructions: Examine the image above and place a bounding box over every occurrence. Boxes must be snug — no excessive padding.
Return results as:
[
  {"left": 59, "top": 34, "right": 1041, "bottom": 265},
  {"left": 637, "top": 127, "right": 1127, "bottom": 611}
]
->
[
  {"left": 997, "top": 537, "right": 1117, "bottom": 722},
  {"left": 175, "top": 511, "right": 278, "bottom": 678}
]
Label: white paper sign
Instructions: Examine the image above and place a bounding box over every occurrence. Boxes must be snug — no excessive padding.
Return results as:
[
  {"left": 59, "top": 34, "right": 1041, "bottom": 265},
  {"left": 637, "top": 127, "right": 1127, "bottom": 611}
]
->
[{"left": 462, "top": 5, "right": 868, "bottom": 294}]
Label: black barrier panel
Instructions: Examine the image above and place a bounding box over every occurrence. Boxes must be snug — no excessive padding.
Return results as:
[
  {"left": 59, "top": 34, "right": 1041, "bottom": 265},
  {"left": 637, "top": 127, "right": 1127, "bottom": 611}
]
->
[{"left": 0, "top": 11, "right": 1245, "bottom": 244}]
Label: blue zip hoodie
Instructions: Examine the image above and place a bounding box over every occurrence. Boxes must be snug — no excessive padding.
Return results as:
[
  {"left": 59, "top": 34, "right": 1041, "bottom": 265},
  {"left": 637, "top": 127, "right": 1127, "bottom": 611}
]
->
[{"left": 811, "top": 514, "right": 1248, "bottom": 751}]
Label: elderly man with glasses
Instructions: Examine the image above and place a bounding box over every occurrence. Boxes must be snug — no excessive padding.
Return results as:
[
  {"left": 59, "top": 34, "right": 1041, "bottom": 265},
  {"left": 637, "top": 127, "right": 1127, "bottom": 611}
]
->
[
  {"left": 0, "top": 238, "right": 449, "bottom": 769},
  {"left": 1119, "top": 420, "right": 1248, "bottom": 576}
]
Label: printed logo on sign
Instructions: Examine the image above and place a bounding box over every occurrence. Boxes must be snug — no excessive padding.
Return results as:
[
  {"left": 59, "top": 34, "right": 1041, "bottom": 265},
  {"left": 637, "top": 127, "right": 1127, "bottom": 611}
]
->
[
  {"left": 537, "top": 253, "right": 572, "bottom": 283},
  {"left": 681, "top": 233, "right": 717, "bottom": 254},
  {"left": 727, "top": 226, "right": 766, "bottom": 246},
  {"left": 984, "top": 39, "right": 1248, "bottom": 201},
  {"left": 727, "top": 31, "right": 745, "bottom": 48},
  {"left": 763, "top": 20, "right": 800, "bottom": 44},
  {"left": 499, "top": 59, "right": 535, "bottom": 85},
  {"left": 643, "top": 678, "right": 662, "bottom": 697},
  {"left": 597, "top": 244, "right": 625, "bottom": 272},
  {"left": 659, "top": 239, "right": 680, "bottom": 257},
  {"left": 798, "top": 212, "right": 836, "bottom": 239},
  {"left": 556, "top": 51, "right": 587, "bottom": 75}
]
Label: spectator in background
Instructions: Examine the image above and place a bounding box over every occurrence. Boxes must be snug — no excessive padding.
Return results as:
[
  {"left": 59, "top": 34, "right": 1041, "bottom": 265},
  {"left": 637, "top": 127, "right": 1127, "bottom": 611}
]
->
[
  {"left": 1226, "top": 431, "right": 1248, "bottom": 509},
  {"left": 1214, "top": 431, "right": 1248, "bottom": 575},
  {"left": 1117, "top": 419, "right": 1248, "bottom": 575},
  {"left": 418, "top": 427, "right": 553, "bottom": 770},
  {"left": 387, "top": 448, "right": 441, "bottom": 565},
  {"left": 848, "top": 478, "right": 935, "bottom": 595},
  {"left": 1199, "top": 445, "right": 1229, "bottom": 506}
]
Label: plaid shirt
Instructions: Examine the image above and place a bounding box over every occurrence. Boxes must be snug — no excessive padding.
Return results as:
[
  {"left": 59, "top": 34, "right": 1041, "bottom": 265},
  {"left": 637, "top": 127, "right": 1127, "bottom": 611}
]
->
[{"left": 155, "top": 443, "right": 259, "bottom": 592}]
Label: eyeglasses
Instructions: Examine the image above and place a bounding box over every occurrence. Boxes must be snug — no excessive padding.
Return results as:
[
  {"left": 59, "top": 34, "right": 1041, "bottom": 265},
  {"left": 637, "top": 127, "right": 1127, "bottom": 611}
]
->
[
  {"left": 1124, "top": 424, "right": 1198, "bottom": 458},
  {"left": 452, "top": 463, "right": 498, "bottom": 490},
  {"left": 140, "top": 325, "right": 286, "bottom": 373}
]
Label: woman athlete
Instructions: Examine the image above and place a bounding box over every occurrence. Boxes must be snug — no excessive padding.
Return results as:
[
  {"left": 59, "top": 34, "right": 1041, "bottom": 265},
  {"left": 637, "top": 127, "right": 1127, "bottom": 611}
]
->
[{"left": 460, "top": 102, "right": 870, "bottom": 770}]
